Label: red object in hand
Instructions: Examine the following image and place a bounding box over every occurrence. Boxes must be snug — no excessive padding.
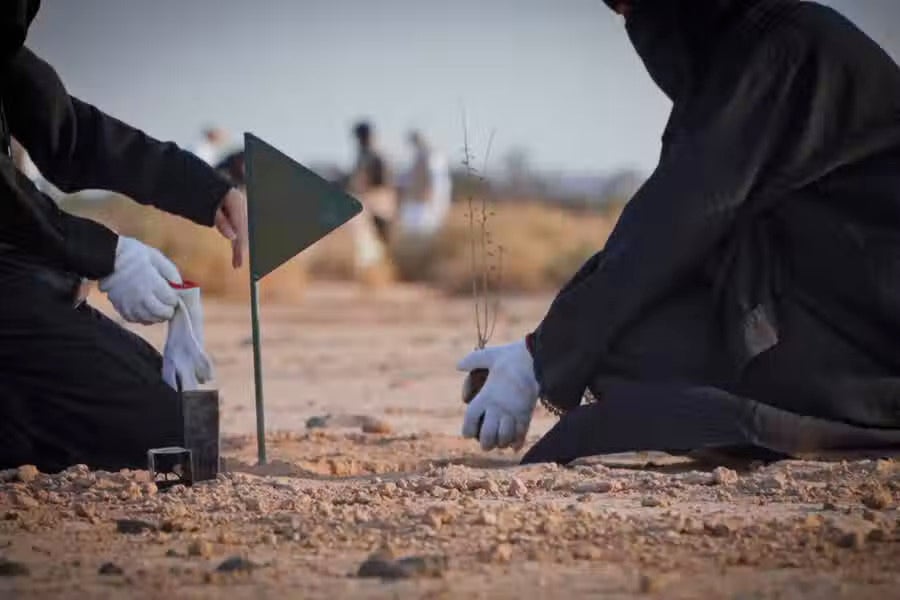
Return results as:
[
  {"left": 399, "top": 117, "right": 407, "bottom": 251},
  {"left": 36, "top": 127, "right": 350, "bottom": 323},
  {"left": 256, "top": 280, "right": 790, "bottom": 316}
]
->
[{"left": 169, "top": 280, "right": 199, "bottom": 290}]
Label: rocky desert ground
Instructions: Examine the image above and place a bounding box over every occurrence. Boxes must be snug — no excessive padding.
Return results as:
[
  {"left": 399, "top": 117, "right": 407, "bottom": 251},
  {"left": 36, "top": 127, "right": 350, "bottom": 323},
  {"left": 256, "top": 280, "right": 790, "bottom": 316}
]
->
[{"left": 2, "top": 283, "right": 899, "bottom": 599}]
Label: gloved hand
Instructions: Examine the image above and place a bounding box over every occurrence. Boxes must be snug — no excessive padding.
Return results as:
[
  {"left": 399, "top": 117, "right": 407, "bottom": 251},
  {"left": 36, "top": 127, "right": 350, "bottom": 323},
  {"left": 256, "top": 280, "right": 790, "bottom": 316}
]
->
[
  {"left": 162, "top": 283, "right": 214, "bottom": 391},
  {"left": 457, "top": 339, "right": 540, "bottom": 451},
  {"left": 98, "top": 236, "right": 182, "bottom": 324}
]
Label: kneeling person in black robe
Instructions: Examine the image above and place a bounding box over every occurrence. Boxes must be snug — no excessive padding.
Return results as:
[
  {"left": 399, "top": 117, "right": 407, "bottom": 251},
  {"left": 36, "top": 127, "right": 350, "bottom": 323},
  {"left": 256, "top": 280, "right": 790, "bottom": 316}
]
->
[
  {"left": 459, "top": 0, "right": 900, "bottom": 464},
  {"left": 0, "top": 1, "right": 247, "bottom": 473}
]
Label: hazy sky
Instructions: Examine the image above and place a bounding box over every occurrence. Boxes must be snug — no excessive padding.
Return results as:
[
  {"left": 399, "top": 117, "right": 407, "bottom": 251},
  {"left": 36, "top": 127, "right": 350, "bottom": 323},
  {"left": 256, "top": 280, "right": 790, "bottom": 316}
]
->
[{"left": 25, "top": 1, "right": 900, "bottom": 176}]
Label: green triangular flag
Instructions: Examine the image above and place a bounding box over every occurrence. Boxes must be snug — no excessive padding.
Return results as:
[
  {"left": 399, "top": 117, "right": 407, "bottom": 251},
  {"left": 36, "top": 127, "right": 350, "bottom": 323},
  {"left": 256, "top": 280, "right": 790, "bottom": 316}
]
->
[{"left": 244, "top": 133, "right": 363, "bottom": 281}]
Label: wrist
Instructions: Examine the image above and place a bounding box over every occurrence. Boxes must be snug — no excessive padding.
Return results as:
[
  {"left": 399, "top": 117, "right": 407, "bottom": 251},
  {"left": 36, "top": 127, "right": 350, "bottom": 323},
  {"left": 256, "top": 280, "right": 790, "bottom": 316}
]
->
[{"left": 524, "top": 332, "right": 536, "bottom": 358}]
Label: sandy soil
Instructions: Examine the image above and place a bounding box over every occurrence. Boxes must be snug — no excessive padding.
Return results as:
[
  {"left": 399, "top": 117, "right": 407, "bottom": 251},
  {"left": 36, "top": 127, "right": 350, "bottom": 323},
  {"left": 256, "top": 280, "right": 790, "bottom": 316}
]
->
[{"left": 1, "top": 283, "right": 899, "bottom": 599}]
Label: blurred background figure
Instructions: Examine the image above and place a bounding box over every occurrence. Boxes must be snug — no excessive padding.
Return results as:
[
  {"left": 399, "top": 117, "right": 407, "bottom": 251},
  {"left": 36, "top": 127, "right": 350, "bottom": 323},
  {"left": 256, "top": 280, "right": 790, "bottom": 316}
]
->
[
  {"left": 347, "top": 121, "right": 396, "bottom": 244},
  {"left": 345, "top": 120, "right": 397, "bottom": 286},
  {"left": 190, "top": 126, "right": 231, "bottom": 167},
  {"left": 215, "top": 148, "right": 247, "bottom": 191},
  {"left": 393, "top": 130, "right": 452, "bottom": 279}
]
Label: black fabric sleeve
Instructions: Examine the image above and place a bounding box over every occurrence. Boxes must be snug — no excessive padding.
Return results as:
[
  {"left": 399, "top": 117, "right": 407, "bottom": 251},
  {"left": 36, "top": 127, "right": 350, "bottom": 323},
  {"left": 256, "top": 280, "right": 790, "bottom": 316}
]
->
[
  {"left": 4, "top": 46, "right": 232, "bottom": 226},
  {"left": 531, "top": 39, "right": 814, "bottom": 413},
  {"left": 0, "top": 158, "right": 118, "bottom": 279}
]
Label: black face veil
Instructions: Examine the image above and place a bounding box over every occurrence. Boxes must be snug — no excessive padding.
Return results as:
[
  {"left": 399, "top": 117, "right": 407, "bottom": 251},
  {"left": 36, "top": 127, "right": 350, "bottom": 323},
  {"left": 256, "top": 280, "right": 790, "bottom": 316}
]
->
[
  {"left": 613, "top": 0, "right": 773, "bottom": 102},
  {"left": 0, "top": 0, "right": 40, "bottom": 65}
]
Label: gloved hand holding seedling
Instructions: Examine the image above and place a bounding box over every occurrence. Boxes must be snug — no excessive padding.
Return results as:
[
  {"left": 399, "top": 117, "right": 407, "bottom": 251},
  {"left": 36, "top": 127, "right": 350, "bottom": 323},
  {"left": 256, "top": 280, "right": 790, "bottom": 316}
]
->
[
  {"left": 456, "top": 122, "right": 540, "bottom": 450},
  {"left": 458, "top": 339, "right": 539, "bottom": 451}
]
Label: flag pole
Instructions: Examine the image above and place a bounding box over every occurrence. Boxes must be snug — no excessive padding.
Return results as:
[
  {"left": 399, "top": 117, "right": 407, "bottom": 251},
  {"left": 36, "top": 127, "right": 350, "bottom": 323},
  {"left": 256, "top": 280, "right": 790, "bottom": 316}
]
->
[
  {"left": 249, "top": 276, "right": 267, "bottom": 465},
  {"left": 245, "top": 131, "right": 266, "bottom": 466}
]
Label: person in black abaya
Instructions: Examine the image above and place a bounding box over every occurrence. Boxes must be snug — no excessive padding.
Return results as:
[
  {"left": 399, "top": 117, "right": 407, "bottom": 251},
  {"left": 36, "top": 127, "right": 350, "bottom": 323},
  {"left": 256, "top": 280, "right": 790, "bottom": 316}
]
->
[
  {"left": 0, "top": 1, "right": 248, "bottom": 473},
  {"left": 458, "top": 0, "right": 900, "bottom": 464}
]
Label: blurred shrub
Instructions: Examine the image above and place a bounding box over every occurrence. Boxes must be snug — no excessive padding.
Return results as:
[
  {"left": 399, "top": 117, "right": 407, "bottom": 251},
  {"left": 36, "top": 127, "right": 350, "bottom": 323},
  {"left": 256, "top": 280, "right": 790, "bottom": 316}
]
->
[{"left": 63, "top": 193, "right": 620, "bottom": 299}]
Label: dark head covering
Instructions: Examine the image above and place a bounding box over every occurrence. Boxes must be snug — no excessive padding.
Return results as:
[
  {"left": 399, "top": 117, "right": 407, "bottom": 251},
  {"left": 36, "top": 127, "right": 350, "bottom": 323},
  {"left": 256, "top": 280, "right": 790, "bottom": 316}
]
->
[
  {"left": 0, "top": 0, "right": 40, "bottom": 64},
  {"left": 605, "top": 1, "right": 797, "bottom": 101}
]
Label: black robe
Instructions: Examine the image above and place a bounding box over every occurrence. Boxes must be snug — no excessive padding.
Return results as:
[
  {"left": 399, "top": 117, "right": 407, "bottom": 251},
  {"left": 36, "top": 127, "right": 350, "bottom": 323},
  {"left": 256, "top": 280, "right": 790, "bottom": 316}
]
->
[
  {"left": 524, "top": 0, "right": 900, "bottom": 464},
  {"left": 0, "top": 1, "right": 233, "bottom": 472}
]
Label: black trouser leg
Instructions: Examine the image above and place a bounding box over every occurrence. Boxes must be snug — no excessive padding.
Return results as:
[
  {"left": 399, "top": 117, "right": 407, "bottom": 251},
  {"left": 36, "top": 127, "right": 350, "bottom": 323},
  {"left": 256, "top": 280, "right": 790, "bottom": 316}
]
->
[
  {"left": 523, "top": 283, "right": 900, "bottom": 465},
  {"left": 0, "top": 289, "right": 182, "bottom": 473}
]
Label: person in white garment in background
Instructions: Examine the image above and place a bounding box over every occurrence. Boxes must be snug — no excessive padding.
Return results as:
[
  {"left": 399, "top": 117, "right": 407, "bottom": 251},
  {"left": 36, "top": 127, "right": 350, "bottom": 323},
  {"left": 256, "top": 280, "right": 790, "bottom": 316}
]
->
[
  {"left": 189, "top": 126, "right": 231, "bottom": 167},
  {"left": 393, "top": 130, "right": 452, "bottom": 278}
]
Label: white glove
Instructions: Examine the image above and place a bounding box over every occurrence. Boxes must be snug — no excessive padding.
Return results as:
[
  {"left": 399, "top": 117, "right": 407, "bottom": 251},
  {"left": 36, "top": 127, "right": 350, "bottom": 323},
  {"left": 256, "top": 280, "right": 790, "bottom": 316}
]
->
[
  {"left": 457, "top": 339, "right": 540, "bottom": 451},
  {"left": 98, "top": 236, "right": 182, "bottom": 324},
  {"left": 162, "top": 285, "right": 214, "bottom": 391}
]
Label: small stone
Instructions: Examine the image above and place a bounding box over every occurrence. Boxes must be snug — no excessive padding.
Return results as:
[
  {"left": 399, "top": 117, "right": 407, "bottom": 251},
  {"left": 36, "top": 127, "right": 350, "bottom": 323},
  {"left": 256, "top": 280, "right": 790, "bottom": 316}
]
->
[
  {"left": 572, "top": 544, "right": 602, "bottom": 560},
  {"left": 507, "top": 478, "right": 528, "bottom": 497},
  {"left": 16, "top": 465, "right": 39, "bottom": 483},
  {"left": 0, "top": 469, "right": 17, "bottom": 483},
  {"left": 477, "top": 510, "right": 498, "bottom": 526},
  {"left": 863, "top": 510, "right": 879, "bottom": 523},
  {"left": 823, "top": 501, "right": 838, "bottom": 511},
  {"left": 0, "top": 559, "right": 29, "bottom": 577},
  {"left": 377, "top": 482, "right": 397, "bottom": 497},
  {"left": 217, "top": 531, "right": 238, "bottom": 545},
  {"left": 835, "top": 530, "right": 865, "bottom": 549},
  {"left": 262, "top": 533, "right": 278, "bottom": 546},
  {"left": 306, "top": 415, "right": 330, "bottom": 429},
  {"left": 803, "top": 514, "right": 825, "bottom": 529},
  {"left": 861, "top": 488, "right": 892, "bottom": 511},
  {"left": 356, "top": 553, "right": 447, "bottom": 579},
  {"left": 244, "top": 497, "right": 267, "bottom": 513},
  {"left": 72, "top": 477, "right": 95, "bottom": 490},
  {"left": 470, "top": 479, "right": 500, "bottom": 495},
  {"left": 760, "top": 473, "right": 788, "bottom": 492},
  {"left": 572, "top": 480, "right": 616, "bottom": 494},
  {"left": 74, "top": 504, "right": 95, "bottom": 519},
  {"left": 98, "top": 562, "right": 124, "bottom": 576},
  {"left": 681, "top": 472, "right": 714, "bottom": 486},
  {"left": 485, "top": 543, "right": 513, "bottom": 563},
  {"left": 132, "top": 471, "right": 153, "bottom": 484},
  {"left": 166, "top": 549, "right": 180, "bottom": 558},
  {"left": 116, "top": 519, "right": 157, "bottom": 535},
  {"left": 161, "top": 519, "right": 192, "bottom": 533},
  {"left": 641, "top": 496, "right": 663, "bottom": 508},
  {"left": 11, "top": 492, "right": 38, "bottom": 509},
  {"left": 188, "top": 539, "right": 213, "bottom": 558},
  {"left": 216, "top": 556, "right": 257, "bottom": 573},
  {"left": 120, "top": 483, "right": 142, "bottom": 501},
  {"left": 361, "top": 417, "right": 393, "bottom": 434},
  {"left": 638, "top": 573, "right": 659, "bottom": 594},
  {"left": 712, "top": 467, "right": 739, "bottom": 486},
  {"left": 705, "top": 521, "right": 732, "bottom": 537},
  {"left": 867, "top": 528, "right": 888, "bottom": 543},
  {"left": 163, "top": 504, "right": 188, "bottom": 519}
]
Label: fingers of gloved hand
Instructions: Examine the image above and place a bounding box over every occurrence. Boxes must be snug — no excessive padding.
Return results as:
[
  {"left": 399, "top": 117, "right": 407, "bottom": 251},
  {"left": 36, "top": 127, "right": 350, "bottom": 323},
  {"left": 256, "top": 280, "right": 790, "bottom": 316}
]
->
[
  {"left": 479, "top": 408, "right": 503, "bottom": 451},
  {"left": 149, "top": 249, "right": 182, "bottom": 286},
  {"left": 512, "top": 420, "right": 530, "bottom": 450},
  {"left": 461, "top": 401, "right": 487, "bottom": 439},
  {"left": 179, "top": 307, "right": 214, "bottom": 382},
  {"left": 177, "top": 288, "right": 204, "bottom": 340},
  {"left": 456, "top": 346, "right": 498, "bottom": 372},
  {"left": 140, "top": 293, "right": 177, "bottom": 324},
  {"left": 193, "top": 350, "right": 214, "bottom": 383},
  {"left": 496, "top": 414, "right": 517, "bottom": 448},
  {"left": 150, "top": 274, "right": 180, "bottom": 310}
]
